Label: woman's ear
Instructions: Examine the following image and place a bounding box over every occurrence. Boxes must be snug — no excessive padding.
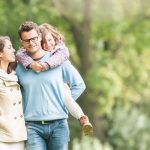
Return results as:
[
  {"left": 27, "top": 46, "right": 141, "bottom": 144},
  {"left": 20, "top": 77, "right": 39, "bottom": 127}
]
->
[{"left": 0, "top": 52, "right": 3, "bottom": 58}]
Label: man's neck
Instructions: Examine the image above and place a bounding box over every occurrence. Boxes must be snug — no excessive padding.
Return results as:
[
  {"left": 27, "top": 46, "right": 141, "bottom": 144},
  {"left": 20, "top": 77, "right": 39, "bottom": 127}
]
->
[{"left": 28, "top": 49, "right": 47, "bottom": 60}]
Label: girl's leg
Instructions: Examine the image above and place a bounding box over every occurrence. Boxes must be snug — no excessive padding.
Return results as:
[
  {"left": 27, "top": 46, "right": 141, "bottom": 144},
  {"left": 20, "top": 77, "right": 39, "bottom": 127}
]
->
[{"left": 64, "top": 84, "right": 93, "bottom": 135}]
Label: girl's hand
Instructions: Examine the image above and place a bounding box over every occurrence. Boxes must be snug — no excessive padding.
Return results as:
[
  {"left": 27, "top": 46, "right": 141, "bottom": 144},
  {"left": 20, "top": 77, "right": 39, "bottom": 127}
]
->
[
  {"left": 29, "top": 61, "right": 43, "bottom": 72},
  {"left": 39, "top": 62, "right": 50, "bottom": 72}
]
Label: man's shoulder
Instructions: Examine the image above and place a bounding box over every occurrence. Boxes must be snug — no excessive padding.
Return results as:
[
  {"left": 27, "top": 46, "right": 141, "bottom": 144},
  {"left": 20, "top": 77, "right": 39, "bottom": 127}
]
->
[
  {"left": 61, "top": 60, "right": 72, "bottom": 67},
  {"left": 15, "top": 63, "right": 24, "bottom": 73},
  {"left": 61, "top": 60, "right": 78, "bottom": 73}
]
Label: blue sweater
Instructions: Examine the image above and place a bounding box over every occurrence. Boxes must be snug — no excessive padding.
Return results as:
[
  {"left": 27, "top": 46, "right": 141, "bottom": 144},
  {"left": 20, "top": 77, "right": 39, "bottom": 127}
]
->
[{"left": 16, "top": 52, "right": 86, "bottom": 121}]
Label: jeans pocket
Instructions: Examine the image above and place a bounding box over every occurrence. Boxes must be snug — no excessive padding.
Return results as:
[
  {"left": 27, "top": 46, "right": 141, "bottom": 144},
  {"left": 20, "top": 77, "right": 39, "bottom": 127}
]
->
[
  {"left": 53, "top": 119, "right": 70, "bottom": 142},
  {"left": 57, "top": 119, "right": 67, "bottom": 128}
]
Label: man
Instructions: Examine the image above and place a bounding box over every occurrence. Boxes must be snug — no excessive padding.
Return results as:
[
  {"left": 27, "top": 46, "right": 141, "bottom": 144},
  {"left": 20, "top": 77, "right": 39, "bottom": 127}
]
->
[{"left": 16, "top": 21, "right": 86, "bottom": 150}]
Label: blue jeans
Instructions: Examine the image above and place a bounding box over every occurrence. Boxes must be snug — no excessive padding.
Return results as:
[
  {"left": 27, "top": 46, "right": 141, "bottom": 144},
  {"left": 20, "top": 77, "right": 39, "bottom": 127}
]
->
[{"left": 25, "top": 119, "right": 70, "bottom": 150}]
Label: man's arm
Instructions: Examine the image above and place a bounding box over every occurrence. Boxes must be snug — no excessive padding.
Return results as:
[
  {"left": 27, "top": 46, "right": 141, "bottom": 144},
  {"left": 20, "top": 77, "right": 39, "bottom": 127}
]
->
[{"left": 62, "top": 60, "right": 86, "bottom": 100}]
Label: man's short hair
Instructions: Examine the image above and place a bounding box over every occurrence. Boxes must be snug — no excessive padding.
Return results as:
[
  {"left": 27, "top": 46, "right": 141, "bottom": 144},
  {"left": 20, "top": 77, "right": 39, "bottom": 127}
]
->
[{"left": 18, "top": 21, "right": 40, "bottom": 39}]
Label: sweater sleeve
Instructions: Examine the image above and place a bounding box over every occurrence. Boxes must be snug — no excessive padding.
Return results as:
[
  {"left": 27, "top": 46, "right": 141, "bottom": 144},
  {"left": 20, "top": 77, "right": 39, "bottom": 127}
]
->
[
  {"left": 16, "top": 48, "right": 34, "bottom": 70},
  {"left": 45, "top": 42, "right": 70, "bottom": 69},
  {"left": 62, "top": 60, "right": 86, "bottom": 100}
]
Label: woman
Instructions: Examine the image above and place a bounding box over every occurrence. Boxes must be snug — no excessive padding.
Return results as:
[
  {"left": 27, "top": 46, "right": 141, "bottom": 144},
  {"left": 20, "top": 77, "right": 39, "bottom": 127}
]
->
[{"left": 0, "top": 36, "right": 27, "bottom": 150}]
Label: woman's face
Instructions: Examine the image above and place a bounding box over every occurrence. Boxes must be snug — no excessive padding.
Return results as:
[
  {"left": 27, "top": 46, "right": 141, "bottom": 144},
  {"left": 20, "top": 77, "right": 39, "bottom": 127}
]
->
[
  {"left": 0, "top": 39, "right": 15, "bottom": 63},
  {"left": 42, "top": 33, "right": 56, "bottom": 51}
]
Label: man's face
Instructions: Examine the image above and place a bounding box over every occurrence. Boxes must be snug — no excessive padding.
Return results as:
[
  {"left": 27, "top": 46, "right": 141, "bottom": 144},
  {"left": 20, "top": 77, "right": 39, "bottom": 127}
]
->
[{"left": 21, "top": 29, "right": 41, "bottom": 54}]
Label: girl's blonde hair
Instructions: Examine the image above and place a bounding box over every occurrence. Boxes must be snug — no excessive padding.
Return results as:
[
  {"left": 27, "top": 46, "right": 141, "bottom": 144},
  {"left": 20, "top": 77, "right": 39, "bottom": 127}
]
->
[{"left": 39, "top": 23, "right": 64, "bottom": 46}]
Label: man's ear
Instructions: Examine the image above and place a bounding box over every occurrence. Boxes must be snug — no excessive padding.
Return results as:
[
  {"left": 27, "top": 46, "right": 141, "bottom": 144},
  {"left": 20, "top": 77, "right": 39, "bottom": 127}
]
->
[
  {"left": 19, "top": 39, "right": 24, "bottom": 47},
  {"left": 38, "top": 33, "right": 42, "bottom": 41}
]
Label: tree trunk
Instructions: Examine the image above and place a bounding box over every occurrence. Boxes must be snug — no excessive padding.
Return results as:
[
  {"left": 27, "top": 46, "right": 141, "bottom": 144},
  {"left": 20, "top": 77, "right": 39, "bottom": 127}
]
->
[{"left": 70, "top": 0, "right": 105, "bottom": 140}]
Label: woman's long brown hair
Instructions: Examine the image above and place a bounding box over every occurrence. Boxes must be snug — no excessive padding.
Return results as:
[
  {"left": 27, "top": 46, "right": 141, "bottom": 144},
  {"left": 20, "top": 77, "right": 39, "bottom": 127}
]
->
[{"left": 0, "top": 36, "right": 16, "bottom": 74}]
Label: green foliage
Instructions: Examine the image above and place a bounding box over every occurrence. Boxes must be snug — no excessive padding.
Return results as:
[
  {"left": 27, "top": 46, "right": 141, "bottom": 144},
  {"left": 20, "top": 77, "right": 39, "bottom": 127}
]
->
[
  {"left": 87, "top": 17, "right": 150, "bottom": 115},
  {"left": 0, "top": 0, "right": 68, "bottom": 49},
  {"left": 88, "top": 15, "right": 150, "bottom": 150},
  {"left": 72, "top": 136, "right": 113, "bottom": 150},
  {"left": 104, "top": 104, "right": 150, "bottom": 150},
  {"left": 86, "top": 62, "right": 123, "bottom": 115}
]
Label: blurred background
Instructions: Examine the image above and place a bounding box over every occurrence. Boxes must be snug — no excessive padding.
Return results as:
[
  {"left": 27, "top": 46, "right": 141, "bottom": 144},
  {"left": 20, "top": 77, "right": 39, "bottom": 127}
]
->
[{"left": 1, "top": 0, "right": 150, "bottom": 149}]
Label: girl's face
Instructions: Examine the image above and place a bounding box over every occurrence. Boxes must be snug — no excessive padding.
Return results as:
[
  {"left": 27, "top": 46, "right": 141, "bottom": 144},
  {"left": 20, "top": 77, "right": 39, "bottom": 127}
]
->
[
  {"left": 0, "top": 39, "right": 15, "bottom": 63},
  {"left": 42, "top": 33, "right": 56, "bottom": 51}
]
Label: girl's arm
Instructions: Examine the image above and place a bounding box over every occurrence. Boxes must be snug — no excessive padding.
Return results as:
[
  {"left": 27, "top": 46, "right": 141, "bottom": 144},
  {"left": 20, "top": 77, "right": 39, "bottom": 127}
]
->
[
  {"left": 45, "top": 42, "right": 69, "bottom": 69},
  {"left": 63, "top": 83, "right": 84, "bottom": 119},
  {"left": 16, "top": 48, "right": 34, "bottom": 69}
]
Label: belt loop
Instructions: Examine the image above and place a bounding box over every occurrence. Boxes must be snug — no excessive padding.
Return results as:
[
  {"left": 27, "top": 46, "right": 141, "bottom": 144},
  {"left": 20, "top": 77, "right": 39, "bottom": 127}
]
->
[{"left": 42, "top": 121, "right": 48, "bottom": 124}]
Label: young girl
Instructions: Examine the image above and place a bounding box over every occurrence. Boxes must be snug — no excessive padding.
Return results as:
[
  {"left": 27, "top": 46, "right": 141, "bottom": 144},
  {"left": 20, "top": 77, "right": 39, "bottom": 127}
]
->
[
  {"left": 16, "top": 23, "right": 93, "bottom": 135},
  {"left": 0, "top": 36, "right": 27, "bottom": 150}
]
